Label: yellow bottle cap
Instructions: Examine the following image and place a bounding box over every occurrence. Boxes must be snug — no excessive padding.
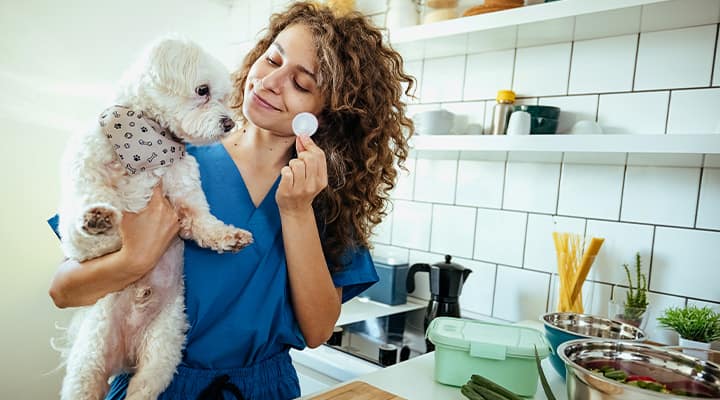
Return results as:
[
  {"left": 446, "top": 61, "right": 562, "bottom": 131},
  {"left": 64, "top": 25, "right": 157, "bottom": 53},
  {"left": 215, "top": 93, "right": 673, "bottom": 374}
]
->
[{"left": 496, "top": 90, "right": 516, "bottom": 102}]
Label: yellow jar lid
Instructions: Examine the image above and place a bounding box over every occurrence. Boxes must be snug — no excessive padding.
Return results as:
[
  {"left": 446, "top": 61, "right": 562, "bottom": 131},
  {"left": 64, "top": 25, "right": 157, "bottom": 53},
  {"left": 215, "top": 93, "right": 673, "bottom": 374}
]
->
[{"left": 496, "top": 90, "right": 515, "bottom": 102}]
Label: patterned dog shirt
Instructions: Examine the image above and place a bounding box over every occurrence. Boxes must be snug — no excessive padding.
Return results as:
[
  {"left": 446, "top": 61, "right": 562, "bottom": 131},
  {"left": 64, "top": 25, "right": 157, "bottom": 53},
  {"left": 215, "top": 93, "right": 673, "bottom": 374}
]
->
[{"left": 99, "top": 105, "right": 186, "bottom": 175}]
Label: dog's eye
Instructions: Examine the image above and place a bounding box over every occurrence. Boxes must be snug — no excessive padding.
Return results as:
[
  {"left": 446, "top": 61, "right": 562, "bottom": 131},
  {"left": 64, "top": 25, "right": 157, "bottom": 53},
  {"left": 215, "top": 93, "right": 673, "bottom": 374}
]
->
[{"left": 195, "top": 85, "right": 210, "bottom": 97}]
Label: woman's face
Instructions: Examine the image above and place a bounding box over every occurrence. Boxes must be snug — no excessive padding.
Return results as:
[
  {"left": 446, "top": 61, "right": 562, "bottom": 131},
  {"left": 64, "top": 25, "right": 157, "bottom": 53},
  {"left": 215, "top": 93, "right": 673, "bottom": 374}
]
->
[{"left": 243, "top": 24, "right": 325, "bottom": 136}]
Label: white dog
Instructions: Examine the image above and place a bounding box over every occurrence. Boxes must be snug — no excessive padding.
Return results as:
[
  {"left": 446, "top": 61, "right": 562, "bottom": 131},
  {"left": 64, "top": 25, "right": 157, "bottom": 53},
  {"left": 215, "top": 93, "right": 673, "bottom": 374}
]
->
[{"left": 56, "top": 37, "right": 253, "bottom": 400}]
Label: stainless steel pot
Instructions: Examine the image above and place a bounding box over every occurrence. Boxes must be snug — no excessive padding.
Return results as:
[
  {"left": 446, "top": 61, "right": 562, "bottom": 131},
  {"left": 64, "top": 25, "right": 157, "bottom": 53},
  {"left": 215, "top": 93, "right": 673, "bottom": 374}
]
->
[{"left": 558, "top": 339, "right": 720, "bottom": 399}]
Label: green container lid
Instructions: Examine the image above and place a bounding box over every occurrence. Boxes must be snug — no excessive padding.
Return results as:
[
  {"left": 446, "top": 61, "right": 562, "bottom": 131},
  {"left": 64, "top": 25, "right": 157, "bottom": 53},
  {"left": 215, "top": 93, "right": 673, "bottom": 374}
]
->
[{"left": 427, "top": 317, "right": 550, "bottom": 360}]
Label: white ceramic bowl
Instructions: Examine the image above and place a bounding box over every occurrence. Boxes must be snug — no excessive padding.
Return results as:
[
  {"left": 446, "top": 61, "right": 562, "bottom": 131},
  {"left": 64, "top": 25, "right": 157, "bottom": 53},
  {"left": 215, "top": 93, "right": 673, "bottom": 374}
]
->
[{"left": 412, "top": 110, "right": 455, "bottom": 135}]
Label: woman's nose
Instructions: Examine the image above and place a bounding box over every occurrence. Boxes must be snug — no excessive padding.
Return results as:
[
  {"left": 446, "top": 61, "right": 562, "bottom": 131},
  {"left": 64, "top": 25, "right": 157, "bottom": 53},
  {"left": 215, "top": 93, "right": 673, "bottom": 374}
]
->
[{"left": 259, "top": 70, "right": 283, "bottom": 93}]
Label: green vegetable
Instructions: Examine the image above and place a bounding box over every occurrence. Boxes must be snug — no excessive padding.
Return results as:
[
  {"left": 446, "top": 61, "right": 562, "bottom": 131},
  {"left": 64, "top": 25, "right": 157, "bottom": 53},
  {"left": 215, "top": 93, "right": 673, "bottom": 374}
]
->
[
  {"left": 534, "top": 346, "right": 557, "bottom": 400},
  {"left": 461, "top": 384, "right": 485, "bottom": 400},
  {"left": 469, "top": 375, "right": 523, "bottom": 400},
  {"left": 471, "top": 384, "right": 515, "bottom": 400},
  {"left": 604, "top": 370, "right": 628, "bottom": 381}
]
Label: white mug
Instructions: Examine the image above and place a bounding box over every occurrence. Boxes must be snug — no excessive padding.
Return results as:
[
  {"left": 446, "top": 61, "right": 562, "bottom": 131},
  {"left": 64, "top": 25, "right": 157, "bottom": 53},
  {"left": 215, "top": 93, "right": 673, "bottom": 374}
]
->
[{"left": 506, "top": 110, "right": 531, "bottom": 135}]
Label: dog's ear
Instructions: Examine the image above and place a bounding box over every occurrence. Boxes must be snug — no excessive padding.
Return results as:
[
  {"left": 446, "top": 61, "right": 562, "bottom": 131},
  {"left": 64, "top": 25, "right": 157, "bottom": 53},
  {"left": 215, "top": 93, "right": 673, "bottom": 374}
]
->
[{"left": 143, "top": 37, "right": 200, "bottom": 95}]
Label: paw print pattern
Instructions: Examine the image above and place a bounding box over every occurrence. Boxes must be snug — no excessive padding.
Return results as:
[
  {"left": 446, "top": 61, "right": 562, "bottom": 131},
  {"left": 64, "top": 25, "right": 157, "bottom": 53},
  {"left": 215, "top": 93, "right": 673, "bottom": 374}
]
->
[{"left": 99, "top": 105, "right": 186, "bottom": 175}]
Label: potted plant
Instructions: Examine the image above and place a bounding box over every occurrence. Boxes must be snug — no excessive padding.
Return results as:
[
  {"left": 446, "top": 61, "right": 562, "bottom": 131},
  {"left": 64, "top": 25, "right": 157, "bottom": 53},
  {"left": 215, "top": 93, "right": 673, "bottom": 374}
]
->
[
  {"left": 658, "top": 305, "right": 720, "bottom": 351},
  {"left": 609, "top": 253, "right": 649, "bottom": 329}
]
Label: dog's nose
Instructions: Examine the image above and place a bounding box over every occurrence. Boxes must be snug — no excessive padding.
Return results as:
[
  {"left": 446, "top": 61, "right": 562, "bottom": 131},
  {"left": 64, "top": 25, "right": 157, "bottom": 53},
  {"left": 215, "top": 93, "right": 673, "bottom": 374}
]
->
[{"left": 220, "top": 117, "right": 235, "bottom": 133}]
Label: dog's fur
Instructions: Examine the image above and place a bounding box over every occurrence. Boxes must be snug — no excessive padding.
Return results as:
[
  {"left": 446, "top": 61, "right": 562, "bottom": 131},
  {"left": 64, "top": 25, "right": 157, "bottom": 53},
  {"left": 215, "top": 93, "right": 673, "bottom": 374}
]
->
[{"left": 56, "top": 37, "right": 252, "bottom": 400}]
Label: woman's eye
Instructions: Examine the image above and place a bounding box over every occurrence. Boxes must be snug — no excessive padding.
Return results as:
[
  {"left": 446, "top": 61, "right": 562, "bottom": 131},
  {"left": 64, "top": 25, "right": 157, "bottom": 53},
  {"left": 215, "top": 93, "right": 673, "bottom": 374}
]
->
[
  {"left": 293, "top": 81, "right": 309, "bottom": 93},
  {"left": 195, "top": 85, "right": 209, "bottom": 97},
  {"left": 266, "top": 56, "right": 279, "bottom": 66}
]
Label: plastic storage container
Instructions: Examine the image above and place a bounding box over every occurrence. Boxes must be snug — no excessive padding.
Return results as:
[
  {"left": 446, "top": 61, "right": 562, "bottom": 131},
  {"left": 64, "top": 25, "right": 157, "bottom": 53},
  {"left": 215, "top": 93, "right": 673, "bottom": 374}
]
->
[
  {"left": 426, "top": 317, "right": 550, "bottom": 396},
  {"left": 360, "top": 256, "right": 409, "bottom": 305}
]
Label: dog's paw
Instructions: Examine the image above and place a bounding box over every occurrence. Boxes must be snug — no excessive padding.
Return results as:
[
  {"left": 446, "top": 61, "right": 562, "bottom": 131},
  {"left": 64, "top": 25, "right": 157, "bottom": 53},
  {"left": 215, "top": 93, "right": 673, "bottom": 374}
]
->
[
  {"left": 81, "top": 206, "right": 120, "bottom": 235},
  {"left": 206, "top": 226, "right": 253, "bottom": 253},
  {"left": 225, "top": 228, "right": 253, "bottom": 253}
]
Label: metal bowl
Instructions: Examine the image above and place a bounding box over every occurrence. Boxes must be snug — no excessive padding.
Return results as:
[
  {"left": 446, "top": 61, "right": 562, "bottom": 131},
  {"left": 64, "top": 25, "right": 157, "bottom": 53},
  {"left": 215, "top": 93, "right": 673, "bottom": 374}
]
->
[
  {"left": 559, "top": 339, "right": 720, "bottom": 399},
  {"left": 542, "top": 312, "right": 646, "bottom": 377}
]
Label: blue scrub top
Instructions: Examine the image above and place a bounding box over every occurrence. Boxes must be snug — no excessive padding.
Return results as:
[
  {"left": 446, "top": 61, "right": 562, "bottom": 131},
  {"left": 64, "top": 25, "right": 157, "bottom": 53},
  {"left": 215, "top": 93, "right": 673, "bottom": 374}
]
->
[{"left": 48, "top": 142, "right": 379, "bottom": 369}]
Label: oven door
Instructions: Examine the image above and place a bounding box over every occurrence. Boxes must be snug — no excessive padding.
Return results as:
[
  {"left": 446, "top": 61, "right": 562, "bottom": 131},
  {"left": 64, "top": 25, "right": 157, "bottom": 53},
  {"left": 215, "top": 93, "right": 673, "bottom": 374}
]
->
[{"left": 290, "top": 345, "right": 382, "bottom": 397}]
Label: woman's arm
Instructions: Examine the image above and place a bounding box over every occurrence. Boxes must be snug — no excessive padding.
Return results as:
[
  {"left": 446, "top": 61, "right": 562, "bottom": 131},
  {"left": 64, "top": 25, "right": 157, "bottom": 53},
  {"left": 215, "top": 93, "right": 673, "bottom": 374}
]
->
[
  {"left": 49, "top": 186, "right": 180, "bottom": 308},
  {"left": 277, "top": 135, "right": 340, "bottom": 348}
]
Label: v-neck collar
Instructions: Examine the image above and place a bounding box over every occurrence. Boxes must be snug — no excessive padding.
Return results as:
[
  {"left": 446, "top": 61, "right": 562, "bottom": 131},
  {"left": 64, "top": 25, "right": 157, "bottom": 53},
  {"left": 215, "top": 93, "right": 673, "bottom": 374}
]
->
[{"left": 215, "top": 143, "right": 283, "bottom": 257}]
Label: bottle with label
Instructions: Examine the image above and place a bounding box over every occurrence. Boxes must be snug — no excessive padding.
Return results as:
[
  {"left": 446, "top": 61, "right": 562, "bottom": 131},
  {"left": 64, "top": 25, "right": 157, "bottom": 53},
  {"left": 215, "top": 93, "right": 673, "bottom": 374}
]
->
[{"left": 489, "top": 90, "right": 516, "bottom": 135}]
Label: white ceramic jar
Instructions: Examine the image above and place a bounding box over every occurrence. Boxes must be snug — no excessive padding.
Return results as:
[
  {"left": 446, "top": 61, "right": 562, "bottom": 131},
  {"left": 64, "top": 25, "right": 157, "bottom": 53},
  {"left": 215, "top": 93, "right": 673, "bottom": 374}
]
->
[{"left": 386, "top": 0, "right": 419, "bottom": 30}]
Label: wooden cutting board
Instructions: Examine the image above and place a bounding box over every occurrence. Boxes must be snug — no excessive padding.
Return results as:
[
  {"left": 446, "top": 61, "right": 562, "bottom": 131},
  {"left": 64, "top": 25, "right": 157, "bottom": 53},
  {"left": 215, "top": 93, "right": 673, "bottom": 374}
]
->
[{"left": 309, "top": 381, "right": 405, "bottom": 400}]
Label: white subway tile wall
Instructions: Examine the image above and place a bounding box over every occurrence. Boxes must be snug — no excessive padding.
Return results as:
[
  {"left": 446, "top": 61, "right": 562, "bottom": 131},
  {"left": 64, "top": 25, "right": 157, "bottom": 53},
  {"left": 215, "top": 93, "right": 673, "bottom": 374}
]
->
[
  {"left": 585, "top": 221, "right": 654, "bottom": 285},
  {"left": 365, "top": 2, "right": 720, "bottom": 342},
  {"left": 697, "top": 168, "right": 720, "bottom": 230},
  {"left": 513, "top": 43, "right": 572, "bottom": 97},
  {"left": 430, "top": 204, "right": 476, "bottom": 258},
  {"left": 235, "top": 0, "right": 720, "bottom": 343},
  {"left": 667, "top": 88, "right": 720, "bottom": 135},
  {"left": 558, "top": 163, "right": 625, "bottom": 220},
  {"left": 569, "top": 35, "right": 637, "bottom": 95},
  {"left": 597, "top": 91, "right": 669, "bottom": 134},
  {"left": 621, "top": 166, "right": 701, "bottom": 227},
  {"left": 503, "top": 161, "right": 561, "bottom": 214},
  {"left": 463, "top": 49, "right": 515, "bottom": 101},
  {"left": 651, "top": 227, "right": 720, "bottom": 303},
  {"left": 474, "top": 208, "right": 527, "bottom": 266},
  {"left": 634, "top": 25, "right": 716, "bottom": 91},
  {"left": 493, "top": 266, "right": 550, "bottom": 322}
]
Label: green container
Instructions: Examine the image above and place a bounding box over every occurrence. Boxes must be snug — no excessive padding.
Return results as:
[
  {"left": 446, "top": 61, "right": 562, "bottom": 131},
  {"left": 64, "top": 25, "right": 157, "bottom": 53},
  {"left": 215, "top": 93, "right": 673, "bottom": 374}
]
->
[{"left": 426, "top": 317, "right": 551, "bottom": 397}]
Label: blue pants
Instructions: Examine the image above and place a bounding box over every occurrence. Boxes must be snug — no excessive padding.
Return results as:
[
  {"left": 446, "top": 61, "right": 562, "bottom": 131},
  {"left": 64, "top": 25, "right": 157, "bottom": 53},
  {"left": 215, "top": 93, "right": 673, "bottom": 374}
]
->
[{"left": 105, "top": 350, "right": 300, "bottom": 400}]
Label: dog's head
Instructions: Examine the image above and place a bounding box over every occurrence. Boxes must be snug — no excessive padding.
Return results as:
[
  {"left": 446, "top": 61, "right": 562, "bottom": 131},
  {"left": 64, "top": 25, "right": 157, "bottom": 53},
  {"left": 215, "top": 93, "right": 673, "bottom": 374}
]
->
[{"left": 120, "top": 36, "right": 235, "bottom": 145}]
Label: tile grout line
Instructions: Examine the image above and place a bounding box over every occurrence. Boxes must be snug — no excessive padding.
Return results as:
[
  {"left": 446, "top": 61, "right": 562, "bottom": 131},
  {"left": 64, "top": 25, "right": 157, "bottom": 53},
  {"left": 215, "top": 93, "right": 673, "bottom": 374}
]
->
[
  {"left": 631, "top": 30, "right": 641, "bottom": 91},
  {"left": 646, "top": 225, "right": 657, "bottom": 298},
  {"left": 663, "top": 90, "right": 672, "bottom": 135},
  {"left": 709, "top": 23, "right": 719, "bottom": 86},
  {"left": 693, "top": 156, "right": 706, "bottom": 229},
  {"left": 617, "top": 153, "right": 630, "bottom": 222},
  {"left": 555, "top": 155, "right": 565, "bottom": 215}
]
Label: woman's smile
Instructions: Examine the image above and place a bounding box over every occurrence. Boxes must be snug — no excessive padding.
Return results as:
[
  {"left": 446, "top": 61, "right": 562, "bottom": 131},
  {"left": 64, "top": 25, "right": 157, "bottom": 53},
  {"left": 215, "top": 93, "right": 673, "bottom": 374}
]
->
[{"left": 251, "top": 91, "right": 282, "bottom": 112}]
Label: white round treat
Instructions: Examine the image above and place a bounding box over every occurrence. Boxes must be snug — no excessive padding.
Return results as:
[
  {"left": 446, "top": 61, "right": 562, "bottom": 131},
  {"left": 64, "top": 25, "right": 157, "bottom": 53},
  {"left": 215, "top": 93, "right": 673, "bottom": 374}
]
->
[{"left": 292, "top": 112, "right": 318, "bottom": 136}]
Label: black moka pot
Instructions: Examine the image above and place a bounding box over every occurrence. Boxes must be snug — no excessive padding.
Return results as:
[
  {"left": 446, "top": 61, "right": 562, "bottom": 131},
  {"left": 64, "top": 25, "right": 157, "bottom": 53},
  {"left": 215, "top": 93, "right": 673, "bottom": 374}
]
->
[{"left": 406, "top": 255, "right": 472, "bottom": 352}]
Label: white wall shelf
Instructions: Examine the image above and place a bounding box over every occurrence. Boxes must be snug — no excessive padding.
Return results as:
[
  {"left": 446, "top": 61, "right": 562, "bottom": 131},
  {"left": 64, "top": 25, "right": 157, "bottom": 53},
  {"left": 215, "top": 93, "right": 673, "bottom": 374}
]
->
[
  {"left": 389, "top": 0, "right": 673, "bottom": 60},
  {"left": 410, "top": 134, "right": 720, "bottom": 155}
]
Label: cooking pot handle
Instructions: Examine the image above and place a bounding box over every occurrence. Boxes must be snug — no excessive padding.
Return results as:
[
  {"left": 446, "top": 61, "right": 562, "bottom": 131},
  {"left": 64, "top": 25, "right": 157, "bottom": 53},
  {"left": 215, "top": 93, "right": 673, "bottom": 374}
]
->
[{"left": 406, "top": 263, "right": 431, "bottom": 293}]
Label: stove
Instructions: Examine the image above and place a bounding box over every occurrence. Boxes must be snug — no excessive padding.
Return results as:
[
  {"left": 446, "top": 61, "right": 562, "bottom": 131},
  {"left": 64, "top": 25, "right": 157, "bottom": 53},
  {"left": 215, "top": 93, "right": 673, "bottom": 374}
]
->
[{"left": 324, "top": 308, "right": 430, "bottom": 367}]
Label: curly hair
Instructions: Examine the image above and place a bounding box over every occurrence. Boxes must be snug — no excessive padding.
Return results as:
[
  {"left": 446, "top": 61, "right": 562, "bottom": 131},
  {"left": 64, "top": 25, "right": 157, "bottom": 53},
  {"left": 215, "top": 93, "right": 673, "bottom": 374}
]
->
[{"left": 230, "top": 1, "right": 415, "bottom": 270}]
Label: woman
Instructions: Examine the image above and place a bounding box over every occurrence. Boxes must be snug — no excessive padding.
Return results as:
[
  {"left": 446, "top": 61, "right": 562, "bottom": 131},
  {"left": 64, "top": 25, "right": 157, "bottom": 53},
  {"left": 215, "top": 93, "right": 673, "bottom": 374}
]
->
[{"left": 49, "top": 2, "right": 414, "bottom": 399}]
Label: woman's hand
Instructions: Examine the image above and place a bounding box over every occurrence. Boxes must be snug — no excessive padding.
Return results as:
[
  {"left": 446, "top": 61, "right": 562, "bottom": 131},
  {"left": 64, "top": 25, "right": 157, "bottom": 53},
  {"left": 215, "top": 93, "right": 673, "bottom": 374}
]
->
[
  {"left": 276, "top": 135, "right": 328, "bottom": 217},
  {"left": 119, "top": 184, "right": 180, "bottom": 276},
  {"left": 49, "top": 185, "right": 180, "bottom": 308}
]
